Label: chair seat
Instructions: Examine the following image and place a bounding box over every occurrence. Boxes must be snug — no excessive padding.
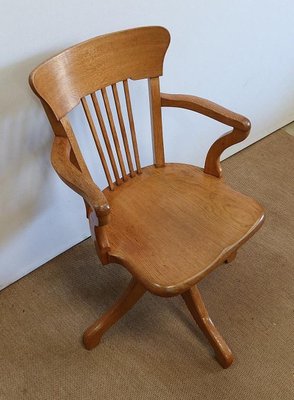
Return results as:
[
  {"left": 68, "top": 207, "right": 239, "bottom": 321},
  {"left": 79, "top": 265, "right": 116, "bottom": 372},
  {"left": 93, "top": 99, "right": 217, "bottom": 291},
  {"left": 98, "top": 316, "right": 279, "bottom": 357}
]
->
[{"left": 104, "top": 163, "right": 264, "bottom": 296}]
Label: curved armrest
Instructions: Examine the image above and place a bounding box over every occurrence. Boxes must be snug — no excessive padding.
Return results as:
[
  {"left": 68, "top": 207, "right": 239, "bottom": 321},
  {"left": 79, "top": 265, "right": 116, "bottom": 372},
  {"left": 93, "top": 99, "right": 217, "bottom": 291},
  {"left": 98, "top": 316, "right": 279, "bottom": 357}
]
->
[
  {"left": 160, "top": 93, "right": 251, "bottom": 177},
  {"left": 161, "top": 93, "right": 250, "bottom": 131},
  {"left": 51, "top": 136, "right": 110, "bottom": 225}
]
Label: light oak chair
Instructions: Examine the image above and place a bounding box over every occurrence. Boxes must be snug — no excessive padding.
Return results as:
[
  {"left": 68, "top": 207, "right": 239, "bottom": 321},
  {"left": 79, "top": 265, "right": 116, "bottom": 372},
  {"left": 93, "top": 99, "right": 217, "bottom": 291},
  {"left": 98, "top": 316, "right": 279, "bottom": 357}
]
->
[{"left": 29, "top": 26, "right": 264, "bottom": 368}]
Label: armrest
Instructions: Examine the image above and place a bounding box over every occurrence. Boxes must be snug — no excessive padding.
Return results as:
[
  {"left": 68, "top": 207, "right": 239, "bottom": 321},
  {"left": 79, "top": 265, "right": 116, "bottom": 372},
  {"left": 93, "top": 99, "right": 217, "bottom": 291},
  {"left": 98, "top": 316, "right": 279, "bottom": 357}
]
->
[
  {"left": 51, "top": 136, "right": 110, "bottom": 225},
  {"left": 160, "top": 93, "right": 251, "bottom": 177},
  {"left": 161, "top": 93, "right": 250, "bottom": 131}
]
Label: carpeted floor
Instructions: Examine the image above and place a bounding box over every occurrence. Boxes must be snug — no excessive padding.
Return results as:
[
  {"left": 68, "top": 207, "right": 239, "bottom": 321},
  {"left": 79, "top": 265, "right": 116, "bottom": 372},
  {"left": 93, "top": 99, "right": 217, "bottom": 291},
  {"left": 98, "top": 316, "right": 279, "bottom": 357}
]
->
[{"left": 0, "top": 130, "right": 293, "bottom": 400}]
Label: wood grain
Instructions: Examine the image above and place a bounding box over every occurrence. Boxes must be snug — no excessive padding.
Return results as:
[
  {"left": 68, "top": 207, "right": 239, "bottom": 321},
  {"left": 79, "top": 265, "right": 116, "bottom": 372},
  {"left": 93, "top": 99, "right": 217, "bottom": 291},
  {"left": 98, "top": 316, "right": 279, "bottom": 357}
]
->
[
  {"left": 51, "top": 136, "right": 110, "bottom": 226},
  {"left": 101, "top": 87, "right": 128, "bottom": 181},
  {"left": 111, "top": 83, "right": 135, "bottom": 177},
  {"left": 83, "top": 278, "right": 145, "bottom": 350},
  {"left": 161, "top": 93, "right": 251, "bottom": 131},
  {"left": 91, "top": 92, "right": 122, "bottom": 186},
  {"left": 182, "top": 286, "right": 234, "bottom": 368},
  {"left": 123, "top": 80, "right": 142, "bottom": 174},
  {"left": 104, "top": 163, "right": 264, "bottom": 296},
  {"left": 29, "top": 26, "right": 170, "bottom": 119},
  {"left": 160, "top": 93, "right": 251, "bottom": 178},
  {"left": 204, "top": 128, "right": 250, "bottom": 178},
  {"left": 29, "top": 26, "right": 264, "bottom": 368},
  {"left": 81, "top": 96, "right": 114, "bottom": 190},
  {"left": 149, "top": 77, "right": 165, "bottom": 167}
]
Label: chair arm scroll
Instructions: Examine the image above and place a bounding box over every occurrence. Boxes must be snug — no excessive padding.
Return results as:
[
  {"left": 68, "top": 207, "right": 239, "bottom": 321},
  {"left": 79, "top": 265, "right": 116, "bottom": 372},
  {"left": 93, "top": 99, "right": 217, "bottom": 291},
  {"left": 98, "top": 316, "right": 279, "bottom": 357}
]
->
[{"left": 51, "top": 136, "right": 110, "bottom": 225}]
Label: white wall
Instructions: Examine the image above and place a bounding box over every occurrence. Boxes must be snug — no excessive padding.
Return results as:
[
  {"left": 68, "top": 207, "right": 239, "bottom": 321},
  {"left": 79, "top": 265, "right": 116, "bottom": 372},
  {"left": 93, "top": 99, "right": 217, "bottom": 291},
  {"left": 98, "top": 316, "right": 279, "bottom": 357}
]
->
[{"left": 1, "top": 0, "right": 294, "bottom": 290}]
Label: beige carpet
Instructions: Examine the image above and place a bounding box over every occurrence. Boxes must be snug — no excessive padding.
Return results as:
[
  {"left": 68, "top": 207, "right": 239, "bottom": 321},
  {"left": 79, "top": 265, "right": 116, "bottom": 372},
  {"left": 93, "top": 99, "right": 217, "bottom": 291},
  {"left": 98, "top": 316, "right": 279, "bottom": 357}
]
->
[{"left": 1, "top": 130, "right": 293, "bottom": 400}]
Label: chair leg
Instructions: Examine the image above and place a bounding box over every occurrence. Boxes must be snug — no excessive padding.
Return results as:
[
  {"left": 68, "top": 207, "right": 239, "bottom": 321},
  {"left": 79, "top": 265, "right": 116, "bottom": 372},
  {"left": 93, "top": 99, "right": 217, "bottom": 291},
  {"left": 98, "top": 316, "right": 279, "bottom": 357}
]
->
[
  {"left": 181, "top": 286, "right": 233, "bottom": 368},
  {"left": 83, "top": 277, "right": 146, "bottom": 350},
  {"left": 225, "top": 250, "right": 237, "bottom": 263}
]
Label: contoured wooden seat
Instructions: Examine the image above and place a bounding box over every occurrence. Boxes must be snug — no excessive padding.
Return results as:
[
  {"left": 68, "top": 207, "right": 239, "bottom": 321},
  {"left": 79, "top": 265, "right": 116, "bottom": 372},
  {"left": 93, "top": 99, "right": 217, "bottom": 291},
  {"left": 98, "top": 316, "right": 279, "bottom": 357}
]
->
[
  {"left": 30, "top": 26, "right": 264, "bottom": 368},
  {"left": 106, "top": 163, "right": 262, "bottom": 296}
]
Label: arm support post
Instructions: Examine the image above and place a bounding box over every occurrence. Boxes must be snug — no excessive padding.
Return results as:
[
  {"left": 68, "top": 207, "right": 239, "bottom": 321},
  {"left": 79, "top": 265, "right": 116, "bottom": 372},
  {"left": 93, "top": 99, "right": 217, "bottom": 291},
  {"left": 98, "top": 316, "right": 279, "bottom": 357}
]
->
[{"left": 160, "top": 93, "right": 251, "bottom": 177}]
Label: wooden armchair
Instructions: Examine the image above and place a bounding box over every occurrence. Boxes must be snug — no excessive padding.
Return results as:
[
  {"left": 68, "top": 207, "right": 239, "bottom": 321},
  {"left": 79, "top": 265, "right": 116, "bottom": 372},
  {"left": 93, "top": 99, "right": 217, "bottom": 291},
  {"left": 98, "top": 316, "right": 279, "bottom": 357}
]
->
[{"left": 29, "top": 27, "right": 264, "bottom": 368}]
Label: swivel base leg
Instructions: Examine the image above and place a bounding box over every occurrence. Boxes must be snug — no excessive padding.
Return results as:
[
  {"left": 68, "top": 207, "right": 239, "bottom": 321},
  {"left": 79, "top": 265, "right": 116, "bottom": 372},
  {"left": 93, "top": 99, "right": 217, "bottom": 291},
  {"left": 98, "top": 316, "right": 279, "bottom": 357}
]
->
[
  {"left": 83, "top": 278, "right": 145, "bottom": 350},
  {"left": 182, "top": 286, "right": 233, "bottom": 368}
]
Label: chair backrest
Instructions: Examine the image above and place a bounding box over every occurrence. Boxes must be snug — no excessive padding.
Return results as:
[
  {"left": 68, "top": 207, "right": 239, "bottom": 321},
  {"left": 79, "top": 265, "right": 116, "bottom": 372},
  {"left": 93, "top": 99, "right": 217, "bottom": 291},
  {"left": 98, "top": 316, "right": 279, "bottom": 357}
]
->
[{"left": 29, "top": 26, "right": 170, "bottom": 190}]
